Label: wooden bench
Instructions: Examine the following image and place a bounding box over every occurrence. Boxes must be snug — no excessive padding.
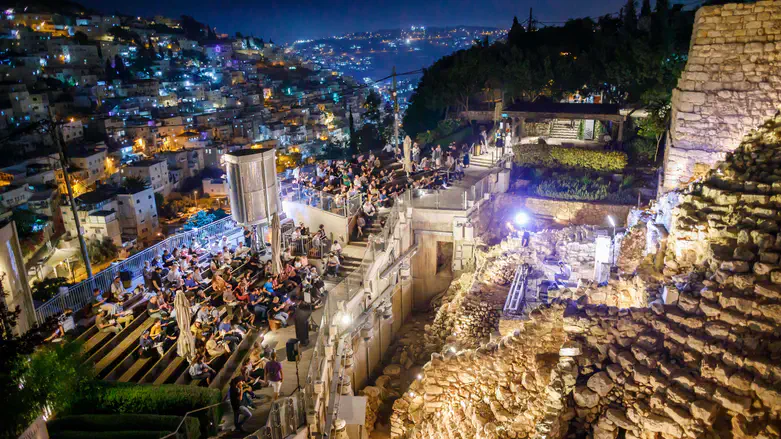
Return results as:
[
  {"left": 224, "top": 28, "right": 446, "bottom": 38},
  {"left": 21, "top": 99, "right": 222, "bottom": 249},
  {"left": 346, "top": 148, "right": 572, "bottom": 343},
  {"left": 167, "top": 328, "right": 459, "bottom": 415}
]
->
[
  {"left": 84, "top": 310, "right": 150, "bottom": 365},
  {"left": 93, "top": 316, "right": 156, "bottom": 379}
]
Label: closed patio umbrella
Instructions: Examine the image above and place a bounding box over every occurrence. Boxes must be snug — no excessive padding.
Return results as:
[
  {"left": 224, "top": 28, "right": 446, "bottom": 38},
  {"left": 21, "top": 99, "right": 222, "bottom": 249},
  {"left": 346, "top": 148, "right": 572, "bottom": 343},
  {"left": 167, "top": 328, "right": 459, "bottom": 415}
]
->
[
  {"left": 403, "top": 136, "right": 412, "bottom": 175},
  {"left": 271, "top": 213, "right": 283, "bottom": 275},
  {"left": 174, "top": 292, "right": 196, "bottom": 363}
]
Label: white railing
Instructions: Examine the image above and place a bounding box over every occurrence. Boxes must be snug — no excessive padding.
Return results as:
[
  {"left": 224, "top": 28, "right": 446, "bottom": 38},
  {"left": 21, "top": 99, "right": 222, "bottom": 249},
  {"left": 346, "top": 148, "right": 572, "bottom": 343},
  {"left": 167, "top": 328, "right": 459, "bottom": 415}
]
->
[
  {"left": 279, "top": 180, "right": 363, "bottom": 218},
  {"left": 35, "top": 216, "right": 242, "bottom": 323}
]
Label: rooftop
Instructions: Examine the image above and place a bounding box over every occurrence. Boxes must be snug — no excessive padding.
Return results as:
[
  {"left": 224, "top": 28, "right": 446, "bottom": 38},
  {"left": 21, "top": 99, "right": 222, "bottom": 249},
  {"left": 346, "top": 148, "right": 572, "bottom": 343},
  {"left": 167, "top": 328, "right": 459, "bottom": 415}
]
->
[
  {"left": 127, "top": 159, "right": 164, "bottom": 167},
  {"left": 502, "top": 101, "right": 620, "bottom": 116}
]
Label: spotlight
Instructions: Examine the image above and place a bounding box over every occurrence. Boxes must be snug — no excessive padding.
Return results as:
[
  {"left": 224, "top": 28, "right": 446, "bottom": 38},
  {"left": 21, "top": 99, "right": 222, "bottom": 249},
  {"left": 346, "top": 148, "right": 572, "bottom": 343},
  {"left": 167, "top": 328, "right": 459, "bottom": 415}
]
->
[
  {"left": 340, "top": 312, "right": 352, "bottom": 326},
  {"left": 607, "top": 215, "right": 616, "bottom": 228},
  {"left": 514, "top": 211, "right": 529, "bottom": 226},
  {"left": 417, "top": 374, "right": 423, "bottom": 380}
]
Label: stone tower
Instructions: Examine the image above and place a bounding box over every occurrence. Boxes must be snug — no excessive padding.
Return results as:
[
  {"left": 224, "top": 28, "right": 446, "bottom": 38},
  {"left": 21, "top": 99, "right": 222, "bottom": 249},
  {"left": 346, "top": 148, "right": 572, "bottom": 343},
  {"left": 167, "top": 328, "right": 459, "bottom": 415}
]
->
[{"left": 663, "top": 1, "right": 781, "bottom": 192}]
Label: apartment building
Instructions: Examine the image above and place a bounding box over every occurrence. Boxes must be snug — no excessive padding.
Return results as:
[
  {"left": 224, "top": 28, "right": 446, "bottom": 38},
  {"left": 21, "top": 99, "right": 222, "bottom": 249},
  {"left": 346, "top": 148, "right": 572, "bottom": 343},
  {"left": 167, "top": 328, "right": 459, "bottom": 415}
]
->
[
  {"left": 62, "top": 187, "right": 121, "bottom": 247},
  {"left": 116, "top": 186, "right": 158, "bottom": 240},
  {"left": 121, "top": 159, "right": 170, "bottom": 196}
]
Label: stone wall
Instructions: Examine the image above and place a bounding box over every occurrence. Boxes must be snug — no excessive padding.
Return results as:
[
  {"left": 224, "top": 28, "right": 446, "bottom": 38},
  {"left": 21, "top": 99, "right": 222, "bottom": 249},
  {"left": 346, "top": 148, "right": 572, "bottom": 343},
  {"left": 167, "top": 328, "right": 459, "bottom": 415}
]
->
[
  {"left": 391, "top": 115, "right": 781, "bottom": 439},
  {"left": 520, "top": 196, "right": 633, "bottom": 227},
  {"left": 663, "top": 1, "right": 781, "bottom": 191}
]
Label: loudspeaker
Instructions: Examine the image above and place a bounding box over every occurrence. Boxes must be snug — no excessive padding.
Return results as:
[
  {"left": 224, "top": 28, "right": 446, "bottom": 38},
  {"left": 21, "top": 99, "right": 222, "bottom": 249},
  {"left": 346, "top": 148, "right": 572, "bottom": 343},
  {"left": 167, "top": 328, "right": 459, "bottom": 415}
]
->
[{"left": 286, "top": 338, "right": 300, "bottom": 362}]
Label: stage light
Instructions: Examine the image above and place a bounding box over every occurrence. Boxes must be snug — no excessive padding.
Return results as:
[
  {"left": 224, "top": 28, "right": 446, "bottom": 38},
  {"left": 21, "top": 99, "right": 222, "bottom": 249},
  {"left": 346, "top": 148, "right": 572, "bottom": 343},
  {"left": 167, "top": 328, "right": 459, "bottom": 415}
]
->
[{"left": 514, "top": 211, "right": 529, "bottom": 226}]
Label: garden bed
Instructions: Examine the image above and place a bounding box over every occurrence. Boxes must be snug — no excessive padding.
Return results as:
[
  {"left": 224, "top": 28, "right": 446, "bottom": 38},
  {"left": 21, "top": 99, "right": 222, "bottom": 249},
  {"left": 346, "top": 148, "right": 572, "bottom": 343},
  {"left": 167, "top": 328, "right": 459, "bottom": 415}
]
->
[{"left": 513, "top": 143, "right": 627, "bottom": 172}]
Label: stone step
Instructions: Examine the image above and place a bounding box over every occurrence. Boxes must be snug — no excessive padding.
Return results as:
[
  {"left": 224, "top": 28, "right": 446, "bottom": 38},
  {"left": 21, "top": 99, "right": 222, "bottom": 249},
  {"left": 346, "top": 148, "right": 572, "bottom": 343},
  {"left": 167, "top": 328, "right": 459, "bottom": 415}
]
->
[
  {"left": 154, "top": 356, "right": 186, "bottom": 385},
  {"left": 93, "top": 316, "right": 156, "bottom": 379}
]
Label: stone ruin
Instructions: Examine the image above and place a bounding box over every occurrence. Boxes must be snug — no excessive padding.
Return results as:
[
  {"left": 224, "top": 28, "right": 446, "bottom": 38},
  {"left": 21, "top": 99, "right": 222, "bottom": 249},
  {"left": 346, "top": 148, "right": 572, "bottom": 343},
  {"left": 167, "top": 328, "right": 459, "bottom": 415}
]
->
[
  {"left": 663, "top": 1, "right": 781, "bottom": 191},
  {"left": 389, "top": 114, "right": 781, "bottom": 439}
]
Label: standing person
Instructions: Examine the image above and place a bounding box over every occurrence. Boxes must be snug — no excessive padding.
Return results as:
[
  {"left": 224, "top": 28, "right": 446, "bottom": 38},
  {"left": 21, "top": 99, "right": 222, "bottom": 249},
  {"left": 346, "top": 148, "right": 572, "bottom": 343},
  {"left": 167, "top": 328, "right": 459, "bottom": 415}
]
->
[
  {"left": 463, "top": 145, "right": 470, "bottom": 168},
  {"left": 243, "top": 227, "right": 253, "bottom": 248},
  {"left": 264, "top": 352, "right": 284, "bottom": 401},
  {"left": 143, "top": 261, "right": 154, "bottom": 290},
  {"left": 229, "top": 377, "right": 252, "bottom": 433},
  {"left": 412, "top": 143, "right": 420, "bottom": 164},
  {"left": 294, "top": 301, "right": 312, "bottom": 346}
]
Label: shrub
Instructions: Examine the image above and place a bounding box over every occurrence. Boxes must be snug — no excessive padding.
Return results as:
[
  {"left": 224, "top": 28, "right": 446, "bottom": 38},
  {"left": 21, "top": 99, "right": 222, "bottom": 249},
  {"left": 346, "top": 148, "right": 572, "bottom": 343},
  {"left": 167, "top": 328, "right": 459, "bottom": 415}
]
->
[
  {"left": 436, "top": 119, "right": 460, "bottom": 138},
  {"left": 67, "top": 382, "right": 221, "bottom": 417},
  {"left": 533, "top": 175, "right": 610, "bottom": 201},
  {"left": 50, "top": 430, "right": 171, "bottom": 439},
  {"left": 627, "top": 136, "right": 657, "bottom": 165},
  {"left": 513, "top": 144, "right": 627, "bottom": 172},
  {"left": 48, "top": 414, "right": 199, "bottom": 439},
  {"left": 549, "top": 147, "right": 627, "bottom": 171}
]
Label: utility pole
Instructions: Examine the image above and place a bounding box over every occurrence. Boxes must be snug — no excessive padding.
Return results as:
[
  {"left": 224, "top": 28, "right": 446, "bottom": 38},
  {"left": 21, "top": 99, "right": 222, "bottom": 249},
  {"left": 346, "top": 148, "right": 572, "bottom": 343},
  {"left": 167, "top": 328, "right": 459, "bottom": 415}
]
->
[
  {"left": 392, "top": 66, "right": 399, "bottom": 149},
  {"left": 50, "top": 109, "right": 92, "bottom": 278},
  {"left": 528, "top": 8, "right": 534, "bottom": 32}
]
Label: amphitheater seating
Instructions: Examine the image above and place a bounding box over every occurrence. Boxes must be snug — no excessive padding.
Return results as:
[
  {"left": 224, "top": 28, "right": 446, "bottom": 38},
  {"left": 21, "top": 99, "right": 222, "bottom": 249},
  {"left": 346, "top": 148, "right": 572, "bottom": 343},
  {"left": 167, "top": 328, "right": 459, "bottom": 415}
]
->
[{"left": 79, "top": 256, "right": 262, "bottom": 391}]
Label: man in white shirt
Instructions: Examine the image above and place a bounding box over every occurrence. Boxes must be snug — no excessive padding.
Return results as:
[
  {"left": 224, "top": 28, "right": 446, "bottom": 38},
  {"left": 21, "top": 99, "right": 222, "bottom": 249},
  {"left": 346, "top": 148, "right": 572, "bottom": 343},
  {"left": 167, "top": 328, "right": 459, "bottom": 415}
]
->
[{"left": 167, "top": 264, "right": 183, "bottom": 288}]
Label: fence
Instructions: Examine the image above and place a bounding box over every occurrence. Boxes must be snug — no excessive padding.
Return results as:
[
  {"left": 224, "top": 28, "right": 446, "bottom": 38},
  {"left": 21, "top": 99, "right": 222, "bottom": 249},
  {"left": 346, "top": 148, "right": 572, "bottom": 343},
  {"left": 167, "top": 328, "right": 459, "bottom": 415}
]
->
[
  {"left": 281, "top": 232, "right": 329, "bottom": 260},
  {"left": 35, "top": 216, "right": 243, "bottom": 323},
  {"left": 279, "top": 180, "right": 362, "bottom": 218}
]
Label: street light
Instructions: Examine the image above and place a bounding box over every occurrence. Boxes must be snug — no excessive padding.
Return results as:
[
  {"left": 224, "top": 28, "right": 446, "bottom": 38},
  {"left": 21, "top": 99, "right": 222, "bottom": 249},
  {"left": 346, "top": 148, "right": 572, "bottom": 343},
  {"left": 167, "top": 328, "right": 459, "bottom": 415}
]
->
[{"left": 607, "top": 215, "right": 616, "bottom": 236}]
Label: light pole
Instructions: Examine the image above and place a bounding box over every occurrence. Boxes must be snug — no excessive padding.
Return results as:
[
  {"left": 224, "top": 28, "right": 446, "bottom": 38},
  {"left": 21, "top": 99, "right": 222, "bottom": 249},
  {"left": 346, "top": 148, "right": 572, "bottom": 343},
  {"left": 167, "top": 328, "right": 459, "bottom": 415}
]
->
[
  {"left": 50, "top": 110, "right": 92, "bottom": 278},
  {"left": 193, "top": 190, "right": 198, "bottom": 206},
  {"left": 607, "top": 215, "right": 617, "bottom": 270}
]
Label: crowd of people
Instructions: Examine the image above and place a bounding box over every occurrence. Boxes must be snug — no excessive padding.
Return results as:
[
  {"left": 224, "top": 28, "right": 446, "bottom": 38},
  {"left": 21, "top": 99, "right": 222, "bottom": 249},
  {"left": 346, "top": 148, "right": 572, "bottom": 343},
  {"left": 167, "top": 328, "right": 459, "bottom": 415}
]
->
[
  {"left": 287, "top": 142, "right": 473, "bottom": 244},
  {"left": 46, "top": 232, "right": 322, "bottom": 413}
]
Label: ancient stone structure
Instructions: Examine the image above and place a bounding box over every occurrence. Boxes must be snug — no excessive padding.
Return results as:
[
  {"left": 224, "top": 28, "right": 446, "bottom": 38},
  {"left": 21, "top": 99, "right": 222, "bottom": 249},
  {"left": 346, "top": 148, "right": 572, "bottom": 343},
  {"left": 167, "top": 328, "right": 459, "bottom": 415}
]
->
[
  {"left": 663, "top": 1, "right": 781, "bottom": 191},
  {"left": 390, "top": 116, "right": 781, "bottom": 439}
]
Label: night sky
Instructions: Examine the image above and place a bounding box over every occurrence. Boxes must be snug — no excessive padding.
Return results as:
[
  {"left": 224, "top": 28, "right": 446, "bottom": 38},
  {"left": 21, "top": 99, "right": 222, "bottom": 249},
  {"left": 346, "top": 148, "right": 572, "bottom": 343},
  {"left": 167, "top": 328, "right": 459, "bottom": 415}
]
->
[{"left": 77, "top": 0, "right": 631, "bottom": 43}]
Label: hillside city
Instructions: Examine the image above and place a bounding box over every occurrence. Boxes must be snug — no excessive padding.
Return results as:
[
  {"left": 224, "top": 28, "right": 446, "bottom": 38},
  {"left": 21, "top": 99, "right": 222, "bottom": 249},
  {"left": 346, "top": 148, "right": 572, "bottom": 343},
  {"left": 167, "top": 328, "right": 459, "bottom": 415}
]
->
[
  {"left": 0, "top": 8, "right": 378, "bottom": 286},
  {"left": 11, "top": 1, "right": 781, "bottom": 439}
]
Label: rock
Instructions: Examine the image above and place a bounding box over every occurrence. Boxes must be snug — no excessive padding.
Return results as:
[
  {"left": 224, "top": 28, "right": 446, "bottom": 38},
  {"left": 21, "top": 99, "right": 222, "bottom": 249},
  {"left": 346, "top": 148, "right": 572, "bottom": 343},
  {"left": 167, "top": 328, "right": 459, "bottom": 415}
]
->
[
  {"left": 691, "top": 399, "right": 720, "bottom": 423},
  {"left": 574, "top": 385, "right": 600, "bottom": 408},
  {"left": 587, "top": 372, "right": 615, "bottom": 397}
]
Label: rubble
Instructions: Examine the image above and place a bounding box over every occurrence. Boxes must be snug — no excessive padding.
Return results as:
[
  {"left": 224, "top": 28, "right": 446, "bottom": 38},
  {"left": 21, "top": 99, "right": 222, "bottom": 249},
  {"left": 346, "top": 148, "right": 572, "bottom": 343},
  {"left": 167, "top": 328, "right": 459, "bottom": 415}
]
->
[{"left": 389, "top": 114, "right": 781, "bottom": 439}]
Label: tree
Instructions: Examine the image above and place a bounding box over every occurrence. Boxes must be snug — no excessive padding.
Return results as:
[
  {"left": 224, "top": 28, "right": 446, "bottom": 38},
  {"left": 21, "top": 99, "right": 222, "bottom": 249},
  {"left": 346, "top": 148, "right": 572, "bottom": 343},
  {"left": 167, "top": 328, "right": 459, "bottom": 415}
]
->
[
  {"left": 121, "top": 176, "right": 149, "bottom": 193},
  {"left": 364, "top": 90, "right": 382, "bottom": 125},
  {"left": 154, "top": 192, "right": 165, "bottom": 218},
  {"left": 73, "top": 31, "right": 89, "bottom": 45},
  {"left": 31, "top": 277, "right": 69, "bottom": 302},
  {"left": 348, "top": 106, "right": 357, "bottom": 156},
  {"left": 0, "top": 274, "right": 56, "bottom": 437},
  {"left": 508, "top": 16, "right": 525, "bottom": 46},
  {"left": 623, "top": 0, "right": 638, "bottom": 34},
  {"left": 12, "top": 209, "right": 44, "bottom": 238},
  {"left": 87, "top": 237, "right": 119, "bottom": 266}
]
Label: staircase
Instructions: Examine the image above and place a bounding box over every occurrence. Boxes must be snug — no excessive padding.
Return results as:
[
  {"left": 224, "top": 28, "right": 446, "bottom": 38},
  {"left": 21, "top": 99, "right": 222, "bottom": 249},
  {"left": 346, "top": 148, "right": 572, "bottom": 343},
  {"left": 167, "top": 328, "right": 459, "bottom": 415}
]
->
[
  {"left": 549, "top": 119, "right": 580, "bottom": 140},
  {"left": 469, "top": 153, "right": 496, "bottom": 168}
]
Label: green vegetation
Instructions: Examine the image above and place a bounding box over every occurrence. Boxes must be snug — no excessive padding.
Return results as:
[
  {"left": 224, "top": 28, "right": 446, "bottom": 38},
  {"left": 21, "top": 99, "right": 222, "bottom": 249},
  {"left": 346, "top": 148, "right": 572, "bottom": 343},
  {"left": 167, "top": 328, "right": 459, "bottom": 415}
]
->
[
  {"left": 513, "top": 144, "right": 627, "bottom": 172},
  {"left": 48, "top": 414, "right": 198, "bottom": 439},
  {"left": 32, "top": 277, "right": 69, "bottom": 302},
  {"left": 68, "top": 381, "right": 221, "bottom": 415},
  {"left": 2, "top": 340, "right": 94, "bottom": 438},
  {"left": 121, "top": 176, "right": 150, "bottom": 193},
  {"left": 403, "top": 0, "right": 694, "bottom": 139},
  {"left": 87, "top": 237, "right": 119, "bottom": 266},
  {"left": 533, "top": 174, "right": 610, "bottom": 201}
]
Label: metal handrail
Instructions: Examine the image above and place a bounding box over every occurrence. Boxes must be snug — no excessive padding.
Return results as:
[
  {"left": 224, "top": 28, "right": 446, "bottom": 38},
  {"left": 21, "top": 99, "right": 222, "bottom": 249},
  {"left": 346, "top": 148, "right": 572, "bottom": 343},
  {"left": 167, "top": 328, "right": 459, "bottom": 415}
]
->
[
  {"left": 159, "top": 401, "right": 226, "bottom": 439},
  {"left": 35, "top": 216, "right": 242, "bottom": 323},
  {"left": 278, "top": 180, "right": 362, "bottom": 218}
]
